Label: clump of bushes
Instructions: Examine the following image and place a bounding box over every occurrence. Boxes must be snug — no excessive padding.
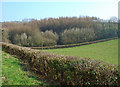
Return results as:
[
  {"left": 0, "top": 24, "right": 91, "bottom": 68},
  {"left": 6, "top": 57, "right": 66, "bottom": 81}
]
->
[
  {"left": 60, "top": 28, "right": 95, "bottom": 44},
  {"left": 3, "top": 26, "right": 58, "bottom": 47},
  {"left": 1, "top": 42, "right": 119, "bottom": 86}
]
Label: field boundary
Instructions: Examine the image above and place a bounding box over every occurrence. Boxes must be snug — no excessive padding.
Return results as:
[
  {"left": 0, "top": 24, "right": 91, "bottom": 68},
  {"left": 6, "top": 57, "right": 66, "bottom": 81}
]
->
[
  {"left": 29, "top": 37, "right": 117, "bottom": 49},
  {"left": 1, "top": 42, "right": 119, "bottom": 86}
]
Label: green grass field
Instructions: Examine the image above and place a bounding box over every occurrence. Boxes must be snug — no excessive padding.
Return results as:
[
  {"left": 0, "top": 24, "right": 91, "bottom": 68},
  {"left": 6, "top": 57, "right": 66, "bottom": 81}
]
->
[
  {"left": 43, "top": 39, "right": 118, "bottom": 65},
  {"left": 1, "top": 51, "right": 45, "bottom": 85}
]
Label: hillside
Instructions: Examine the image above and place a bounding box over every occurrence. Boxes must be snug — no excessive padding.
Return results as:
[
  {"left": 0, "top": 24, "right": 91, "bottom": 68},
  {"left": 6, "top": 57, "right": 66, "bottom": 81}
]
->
[
  {"left": 43, "top": 39, "right": 118, "bottom": 65},
  {"left": 1, "top": 40, "right": 119, "bottom": 86}
]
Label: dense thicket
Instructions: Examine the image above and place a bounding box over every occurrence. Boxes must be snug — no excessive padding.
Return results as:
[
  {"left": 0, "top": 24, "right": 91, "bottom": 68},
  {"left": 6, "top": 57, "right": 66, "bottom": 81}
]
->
[{"left": 2, "top": 16, "right": 118, "bottom": 46}]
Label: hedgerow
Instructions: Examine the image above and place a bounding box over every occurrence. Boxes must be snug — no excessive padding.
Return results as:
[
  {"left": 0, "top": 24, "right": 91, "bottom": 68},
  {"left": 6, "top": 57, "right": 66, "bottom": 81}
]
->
[
  {"left": 1, "top": 42, "right": 119, "bottom": 86},
  {"left": 30, "top": 37, "right": 117, "bottom": 49}
]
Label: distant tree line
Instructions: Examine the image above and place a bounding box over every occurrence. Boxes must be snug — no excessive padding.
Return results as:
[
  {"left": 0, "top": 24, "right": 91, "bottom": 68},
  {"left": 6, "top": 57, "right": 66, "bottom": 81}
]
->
[{"left": 2, "top": 16, "right": 118, "bottom": 47}]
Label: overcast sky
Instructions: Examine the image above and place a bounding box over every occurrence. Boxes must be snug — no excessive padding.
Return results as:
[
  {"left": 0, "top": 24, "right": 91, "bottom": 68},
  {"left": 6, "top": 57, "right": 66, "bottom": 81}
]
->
[{"left": 1, "top": 0, "right": 119, "bottom": 22}]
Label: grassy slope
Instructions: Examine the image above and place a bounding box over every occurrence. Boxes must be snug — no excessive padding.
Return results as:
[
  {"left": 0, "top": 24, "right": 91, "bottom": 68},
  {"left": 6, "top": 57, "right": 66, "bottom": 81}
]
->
[
  {"left": 1, "top": 51, "right": 45, "bottom": 85},
  {"left": 43, "top": 39, "right": 118, "bottom": 65}
]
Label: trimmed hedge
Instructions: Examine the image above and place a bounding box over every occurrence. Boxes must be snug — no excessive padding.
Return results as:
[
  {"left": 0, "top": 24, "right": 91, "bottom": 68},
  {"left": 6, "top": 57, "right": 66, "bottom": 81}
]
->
[
  {"left": 30, "top": 37, "right": 118, "bottom": 49},
  {"left": 1, "top": 42, "right": 120, "bottom": 86}
]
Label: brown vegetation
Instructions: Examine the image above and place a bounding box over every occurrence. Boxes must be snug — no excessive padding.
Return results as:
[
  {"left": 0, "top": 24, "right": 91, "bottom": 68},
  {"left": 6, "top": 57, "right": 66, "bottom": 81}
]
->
[{"left": 2, "top": 16, "right": 118, "bottom": 47}]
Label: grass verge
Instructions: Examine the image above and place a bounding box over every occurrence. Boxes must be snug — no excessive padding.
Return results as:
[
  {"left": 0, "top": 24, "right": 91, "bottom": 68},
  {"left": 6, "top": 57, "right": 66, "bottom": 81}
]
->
[{"left": 1, "top": 51, "right": 45, "bottom": 85}]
